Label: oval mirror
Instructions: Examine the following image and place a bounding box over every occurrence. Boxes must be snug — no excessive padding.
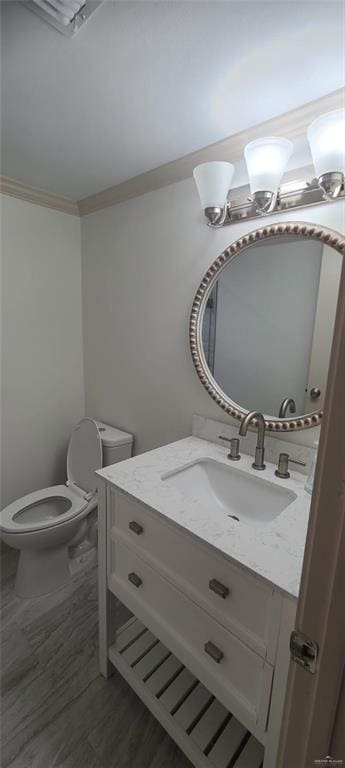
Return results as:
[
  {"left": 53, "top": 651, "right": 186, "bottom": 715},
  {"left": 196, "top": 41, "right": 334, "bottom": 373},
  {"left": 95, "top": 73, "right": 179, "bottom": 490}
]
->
[{"left": 190, "top": 222, "right": 344, "bottom": 431}]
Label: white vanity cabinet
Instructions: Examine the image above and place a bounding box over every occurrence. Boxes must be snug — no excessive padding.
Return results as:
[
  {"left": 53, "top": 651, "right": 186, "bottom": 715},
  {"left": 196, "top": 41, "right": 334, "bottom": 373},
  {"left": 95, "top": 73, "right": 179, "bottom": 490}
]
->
[{"left": 99, "top": 480, "right": 296, "bottom": 768}]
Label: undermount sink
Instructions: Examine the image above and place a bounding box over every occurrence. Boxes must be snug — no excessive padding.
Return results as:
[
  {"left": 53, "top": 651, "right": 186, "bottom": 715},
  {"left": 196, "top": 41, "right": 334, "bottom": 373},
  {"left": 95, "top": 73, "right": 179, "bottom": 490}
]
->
[{"left": 162, "top": 458, "right": 296, "bottom": 526}]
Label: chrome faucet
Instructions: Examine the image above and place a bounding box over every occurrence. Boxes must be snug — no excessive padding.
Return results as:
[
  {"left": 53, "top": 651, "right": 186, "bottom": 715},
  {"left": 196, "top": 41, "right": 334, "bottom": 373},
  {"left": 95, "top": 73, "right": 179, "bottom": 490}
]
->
[
  {"left": 239, "top": 411, "right": 266, "bottom": 470},
  {"left": 279, "top": 397, "right": 296, "bottom": 418}
]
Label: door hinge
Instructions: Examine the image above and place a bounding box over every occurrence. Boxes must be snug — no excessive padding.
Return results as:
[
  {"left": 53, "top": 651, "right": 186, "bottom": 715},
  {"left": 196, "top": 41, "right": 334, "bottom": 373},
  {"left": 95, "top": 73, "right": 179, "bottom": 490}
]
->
[{"left": 290, "top": 630, "right": 319, "bottom": 674}]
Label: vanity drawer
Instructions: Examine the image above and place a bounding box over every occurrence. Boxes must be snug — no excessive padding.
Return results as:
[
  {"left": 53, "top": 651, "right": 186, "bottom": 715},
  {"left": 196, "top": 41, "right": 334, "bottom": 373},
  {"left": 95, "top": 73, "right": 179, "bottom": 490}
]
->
[
  {"left": 110, "top": 489, "right": 280, "bottom": 661},
  {"left": 109, "top": 539, "right": 273, "bottom": 740}
]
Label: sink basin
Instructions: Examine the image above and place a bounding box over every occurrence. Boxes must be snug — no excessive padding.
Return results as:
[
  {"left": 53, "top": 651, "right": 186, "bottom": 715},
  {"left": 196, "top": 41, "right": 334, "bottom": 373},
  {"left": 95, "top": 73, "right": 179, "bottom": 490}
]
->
[{"left": 162, "top": 458, "right": 296, "bottom": 526}]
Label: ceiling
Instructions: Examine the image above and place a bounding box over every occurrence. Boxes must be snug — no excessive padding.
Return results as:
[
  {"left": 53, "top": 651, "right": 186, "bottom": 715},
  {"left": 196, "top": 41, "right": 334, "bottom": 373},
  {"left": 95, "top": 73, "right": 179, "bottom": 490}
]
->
[{"left": 1, "top": 1, "right": 344, "bottom": 200}]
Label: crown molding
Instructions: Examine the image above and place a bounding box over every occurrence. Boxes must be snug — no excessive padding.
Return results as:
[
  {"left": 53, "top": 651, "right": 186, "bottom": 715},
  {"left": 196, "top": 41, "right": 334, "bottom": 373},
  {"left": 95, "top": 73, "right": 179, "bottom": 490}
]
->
[
  {"left": 0, "top": 176, "right": 80, "bottom": 216},
  {"left": 1, "top": 89, "right": 343, "bottom": 218},
  {"left": 78, "top": 87, "right": 345, "bottom": 217}
]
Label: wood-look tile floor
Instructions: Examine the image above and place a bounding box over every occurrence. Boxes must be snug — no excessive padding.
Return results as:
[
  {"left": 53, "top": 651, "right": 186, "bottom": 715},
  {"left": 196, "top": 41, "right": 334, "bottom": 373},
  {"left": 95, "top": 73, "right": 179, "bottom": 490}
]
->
[{"left": 0, "top": 544, "right": 192, "bottom": 768}]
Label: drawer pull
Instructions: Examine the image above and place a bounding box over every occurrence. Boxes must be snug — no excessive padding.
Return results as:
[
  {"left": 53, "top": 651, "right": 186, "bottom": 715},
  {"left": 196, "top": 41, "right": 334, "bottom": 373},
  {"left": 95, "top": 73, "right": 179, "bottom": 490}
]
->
[
  {"left": 204, "top": 641, "right": 224, "bottom": 664},
  {"left": 209, "top": 578, "right": 230, "bottom": 599},
  {"left": 128, "top": 572, "right": 142, "bottom": 588},
  {"left": 129, "top": 521, "right": 143, "bottom": 535}
]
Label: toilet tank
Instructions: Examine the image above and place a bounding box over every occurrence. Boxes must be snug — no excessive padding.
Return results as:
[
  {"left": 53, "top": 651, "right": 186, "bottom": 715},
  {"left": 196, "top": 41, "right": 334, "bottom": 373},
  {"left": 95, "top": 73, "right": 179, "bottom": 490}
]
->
[{"left": 96, "top": 420, "right": 133, "bottom": 467}]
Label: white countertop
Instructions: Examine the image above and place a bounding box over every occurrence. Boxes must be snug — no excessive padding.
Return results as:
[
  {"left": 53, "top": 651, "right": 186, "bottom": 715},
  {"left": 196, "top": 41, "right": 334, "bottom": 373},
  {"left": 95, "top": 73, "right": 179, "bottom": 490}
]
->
[{"left": 97, "top": 436, "right": 311, "bottom": 599}]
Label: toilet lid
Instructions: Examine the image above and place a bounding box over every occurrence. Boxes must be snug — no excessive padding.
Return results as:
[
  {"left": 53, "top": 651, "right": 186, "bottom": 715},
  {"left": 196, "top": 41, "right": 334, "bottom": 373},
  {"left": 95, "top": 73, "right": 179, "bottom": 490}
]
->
[{"left": 67, "top": 418, "right": 102, "bottom": 495}]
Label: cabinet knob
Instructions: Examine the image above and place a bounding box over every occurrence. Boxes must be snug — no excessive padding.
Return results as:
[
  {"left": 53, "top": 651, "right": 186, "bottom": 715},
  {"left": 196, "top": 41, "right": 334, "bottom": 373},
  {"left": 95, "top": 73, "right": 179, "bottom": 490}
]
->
[
  {"left": 204, "top": 641, "right": 224, "bottom": 664},
  {"left": 129, "top": 521, "right": 143, "bottom": 535},
  {"left": 128, "top": 572, "right": 142, "bottom": 588},
  {"left": 209, "top": 578, "right": 230, "bottom": 599}
]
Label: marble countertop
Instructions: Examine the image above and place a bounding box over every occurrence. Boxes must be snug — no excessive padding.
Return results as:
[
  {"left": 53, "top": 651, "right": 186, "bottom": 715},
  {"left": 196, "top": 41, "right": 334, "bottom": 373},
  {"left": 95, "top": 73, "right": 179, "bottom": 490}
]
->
[{"left": 97, "top": 436, "right": 311, "bottom": 599}]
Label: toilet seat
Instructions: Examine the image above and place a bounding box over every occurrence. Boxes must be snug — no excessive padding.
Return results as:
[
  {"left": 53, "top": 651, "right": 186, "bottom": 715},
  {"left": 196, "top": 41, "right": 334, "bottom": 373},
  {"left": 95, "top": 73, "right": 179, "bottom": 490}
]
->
[
  {"left": 0, "top": 417, "right": 102, "bottom": 536},
  {"left": 0, "top": 485, "right": 90, "bottom": 534}
]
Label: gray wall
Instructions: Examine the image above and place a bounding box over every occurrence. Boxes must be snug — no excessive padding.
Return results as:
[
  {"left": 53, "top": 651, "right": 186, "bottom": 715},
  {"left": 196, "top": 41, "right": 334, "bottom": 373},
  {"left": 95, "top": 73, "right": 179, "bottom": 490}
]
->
[
  {"left": 81, "top": 178, "right": 344, "bottom": 454},
  {"left": 1, "top": 195, "right": 85, "bottom": 507}
]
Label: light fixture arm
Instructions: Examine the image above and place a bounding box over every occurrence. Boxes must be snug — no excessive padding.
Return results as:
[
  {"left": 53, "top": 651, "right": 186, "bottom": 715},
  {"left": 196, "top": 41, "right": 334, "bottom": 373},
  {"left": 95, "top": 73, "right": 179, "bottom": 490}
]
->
[
  {"left": 251, "top": 190, "right": 279, "bottom": 215},
  {"left": 318, "top": 171, "right": 344, "bottom": 201},
  {"left": 205, "top": 201, "right": 231, "bottom": 228}
]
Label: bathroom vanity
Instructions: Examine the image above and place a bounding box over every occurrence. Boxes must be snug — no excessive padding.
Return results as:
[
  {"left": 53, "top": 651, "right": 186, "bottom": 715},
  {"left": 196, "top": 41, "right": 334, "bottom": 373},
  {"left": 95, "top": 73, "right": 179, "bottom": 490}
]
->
[
  {"left": 97, "top": 424, "right": 311, "bottom": 768},
  {"left": 96, "top": 221, "right": 345, "bottom": 767}
]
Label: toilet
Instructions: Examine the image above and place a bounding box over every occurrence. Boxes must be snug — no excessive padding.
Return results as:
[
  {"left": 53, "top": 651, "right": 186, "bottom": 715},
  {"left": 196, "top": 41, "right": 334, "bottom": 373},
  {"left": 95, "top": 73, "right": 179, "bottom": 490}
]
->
[{"left": 0, "top": 418, "right": 133, "bottom": 597}]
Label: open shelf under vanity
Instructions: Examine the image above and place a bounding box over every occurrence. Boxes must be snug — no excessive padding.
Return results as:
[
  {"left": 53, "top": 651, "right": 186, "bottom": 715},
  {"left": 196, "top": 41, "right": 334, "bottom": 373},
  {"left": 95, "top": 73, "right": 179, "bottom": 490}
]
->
[{"left": 108, "top": 616, "right": 264, "bottom": 768}]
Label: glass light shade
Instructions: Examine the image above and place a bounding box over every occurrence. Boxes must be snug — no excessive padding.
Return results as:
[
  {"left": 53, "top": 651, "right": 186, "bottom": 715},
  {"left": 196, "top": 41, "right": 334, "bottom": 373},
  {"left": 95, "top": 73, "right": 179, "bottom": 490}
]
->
[
  {"left": 307, "top": 108, "right": 345, "bottom": 177},
  {"left": 193, "top": 161, "right": 234, "bottom": 209},
  {"left": 244, "top": 137, "right": 293, "bottom": 194}
]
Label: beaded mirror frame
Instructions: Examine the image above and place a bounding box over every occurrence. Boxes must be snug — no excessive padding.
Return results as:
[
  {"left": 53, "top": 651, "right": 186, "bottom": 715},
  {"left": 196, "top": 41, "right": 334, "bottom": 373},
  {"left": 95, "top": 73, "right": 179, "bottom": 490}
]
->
[{"left": 189, "top": 221, "right": 345, "bottom": 432}]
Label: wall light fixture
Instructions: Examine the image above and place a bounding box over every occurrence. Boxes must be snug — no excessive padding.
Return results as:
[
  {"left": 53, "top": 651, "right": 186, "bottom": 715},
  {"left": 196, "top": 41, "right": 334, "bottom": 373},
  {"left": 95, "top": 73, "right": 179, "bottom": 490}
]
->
[
  {"left": 193, "top": 162, "right": 234, "bottom": 227},
  {"left": 307, "top": 108, "right": 345, "bottom": 200},
  {"left": 244, "top": 137, "right": 293, "bottom": 214},
  {"left": 194, "top": 109, "right": 345, "bottom": 227}
]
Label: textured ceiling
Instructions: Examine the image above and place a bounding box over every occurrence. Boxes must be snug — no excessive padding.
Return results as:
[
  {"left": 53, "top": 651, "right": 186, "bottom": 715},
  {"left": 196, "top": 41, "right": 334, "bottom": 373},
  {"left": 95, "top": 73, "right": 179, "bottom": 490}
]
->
[{"left": 1, "top": 0, "right": 344, "bottom": 199}]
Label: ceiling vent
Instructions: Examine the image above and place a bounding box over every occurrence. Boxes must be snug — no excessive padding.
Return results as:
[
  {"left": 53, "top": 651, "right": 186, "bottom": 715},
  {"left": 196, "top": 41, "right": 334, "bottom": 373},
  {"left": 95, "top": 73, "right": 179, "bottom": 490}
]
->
[{"left": 23, "top": 0, "right": 104, "bottom": 37}]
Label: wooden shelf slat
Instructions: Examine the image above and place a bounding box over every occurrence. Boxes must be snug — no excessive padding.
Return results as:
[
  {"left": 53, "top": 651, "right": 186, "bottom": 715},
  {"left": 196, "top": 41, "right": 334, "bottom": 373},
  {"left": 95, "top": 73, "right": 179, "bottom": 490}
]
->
[
  {"left": 174, "top": 683, "right": 213, "bottom": 732},
  {"left": 108, "top": 618, "right": 264, "bottom": 768},
  {"left": 146, "top": 654, "right": 184, "bottom": 697},
  {"left": 208, "top": 717, "right": 247, "bottom": 768},
  {"left": 190, "top": 699, "right": 229, "bottom": 752},
  {"left": 235, "top": 735, "right": 264, "bottom": 768},
  {"left": 115, "top": 616, "right": 147, "bottom": 652},
  {"left": 121, "top": 629, "right": 158, "bottom": 666},
  {"left": 133, "top": 641, "right": 170, "bottom": 680},
  {"left": 159, "top": 667, "right": 197, "bottom": 713}
]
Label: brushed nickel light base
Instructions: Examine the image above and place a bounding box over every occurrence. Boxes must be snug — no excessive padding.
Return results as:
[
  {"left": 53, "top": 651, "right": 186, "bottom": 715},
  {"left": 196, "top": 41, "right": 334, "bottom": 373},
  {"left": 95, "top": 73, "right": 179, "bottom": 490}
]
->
[
  {"left": 204, "top": 176, "right": 345, "bottom": 228},
  {"left": 204, "top": 205, "right": 230, "bottom": 227},
  {"left": 251, "top": 190, "right": 277, "bottom": 215},
  {"left": 318, "top": 171, "right": 344, "bottom": 200}
]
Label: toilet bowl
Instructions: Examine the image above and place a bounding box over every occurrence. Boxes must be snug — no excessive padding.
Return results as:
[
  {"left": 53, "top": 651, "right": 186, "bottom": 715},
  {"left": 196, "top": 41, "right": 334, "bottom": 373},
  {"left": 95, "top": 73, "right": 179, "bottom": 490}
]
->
[{"left": 0, "top": 418, "right": 133, "bottom": 597}]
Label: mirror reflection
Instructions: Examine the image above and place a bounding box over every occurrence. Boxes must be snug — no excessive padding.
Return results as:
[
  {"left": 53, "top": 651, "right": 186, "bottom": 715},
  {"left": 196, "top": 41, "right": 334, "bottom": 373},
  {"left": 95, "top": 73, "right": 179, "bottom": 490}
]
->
[{"left": 201, "top": 236, "right": 341, "bottom": 419}]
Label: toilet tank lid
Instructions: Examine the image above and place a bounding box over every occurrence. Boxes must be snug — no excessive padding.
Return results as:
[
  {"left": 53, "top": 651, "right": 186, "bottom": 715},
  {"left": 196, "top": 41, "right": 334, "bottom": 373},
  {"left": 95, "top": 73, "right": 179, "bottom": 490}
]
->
[{"left": 95, "top": 420, "right": 133, "bottom": 448}]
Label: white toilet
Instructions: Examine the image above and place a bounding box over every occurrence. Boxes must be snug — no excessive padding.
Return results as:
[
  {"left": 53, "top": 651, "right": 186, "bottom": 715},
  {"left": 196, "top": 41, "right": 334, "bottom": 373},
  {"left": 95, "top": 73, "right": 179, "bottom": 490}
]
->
[{"left": 0, "top": 418, "right": 133, "bottom": 597}]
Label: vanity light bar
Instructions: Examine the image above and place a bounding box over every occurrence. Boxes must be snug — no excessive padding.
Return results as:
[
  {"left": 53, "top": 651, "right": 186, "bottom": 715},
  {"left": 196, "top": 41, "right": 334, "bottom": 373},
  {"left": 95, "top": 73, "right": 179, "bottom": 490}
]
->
[
  {"left": 220, "top": 176, "right": 345, "bottom": 226},
  {"left": 194, "top": 108, "right": 345, "bottom": 227},
  {"left": 23, "top": 0, "right": 104, "bottom": 36}
]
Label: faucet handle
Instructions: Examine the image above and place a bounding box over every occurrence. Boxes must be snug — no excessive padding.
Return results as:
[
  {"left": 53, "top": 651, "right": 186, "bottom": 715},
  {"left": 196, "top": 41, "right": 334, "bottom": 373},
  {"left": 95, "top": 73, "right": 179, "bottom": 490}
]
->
[
  {"left": 219, "top": 435, "right": 241, "bottom": 461},
  {"left": 275, "top": 452, "right": 306, "bottom": 479}
]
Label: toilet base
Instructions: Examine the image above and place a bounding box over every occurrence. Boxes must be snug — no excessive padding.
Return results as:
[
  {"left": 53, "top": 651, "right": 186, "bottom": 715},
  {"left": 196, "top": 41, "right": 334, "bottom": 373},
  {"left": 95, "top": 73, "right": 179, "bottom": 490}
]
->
[
  {"left": 69, "top": 546, "right": 97, "bottom": 577},
  {"left": 15, "top": 545, "right": 71, "bottom": 598}
]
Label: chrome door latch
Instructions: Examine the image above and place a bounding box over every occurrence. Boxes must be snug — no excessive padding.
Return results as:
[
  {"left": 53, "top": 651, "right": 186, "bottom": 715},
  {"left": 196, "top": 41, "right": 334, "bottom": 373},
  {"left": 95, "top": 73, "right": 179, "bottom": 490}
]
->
[{"left": 290, "top": 630, "right": 319, "bottom": 674}]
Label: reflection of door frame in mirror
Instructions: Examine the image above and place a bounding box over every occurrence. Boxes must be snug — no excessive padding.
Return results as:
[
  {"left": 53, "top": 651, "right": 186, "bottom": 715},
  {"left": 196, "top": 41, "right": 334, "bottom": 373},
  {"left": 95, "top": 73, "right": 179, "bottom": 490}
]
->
[
  {"left": 304, "top": 244, "right": 343, "bottom": 413},
  {"left": 190, "top": 221, "right": 345, "bottom": 432},
  {"left": 202, "top": 283, "right": 218, "bottom": 375}
]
